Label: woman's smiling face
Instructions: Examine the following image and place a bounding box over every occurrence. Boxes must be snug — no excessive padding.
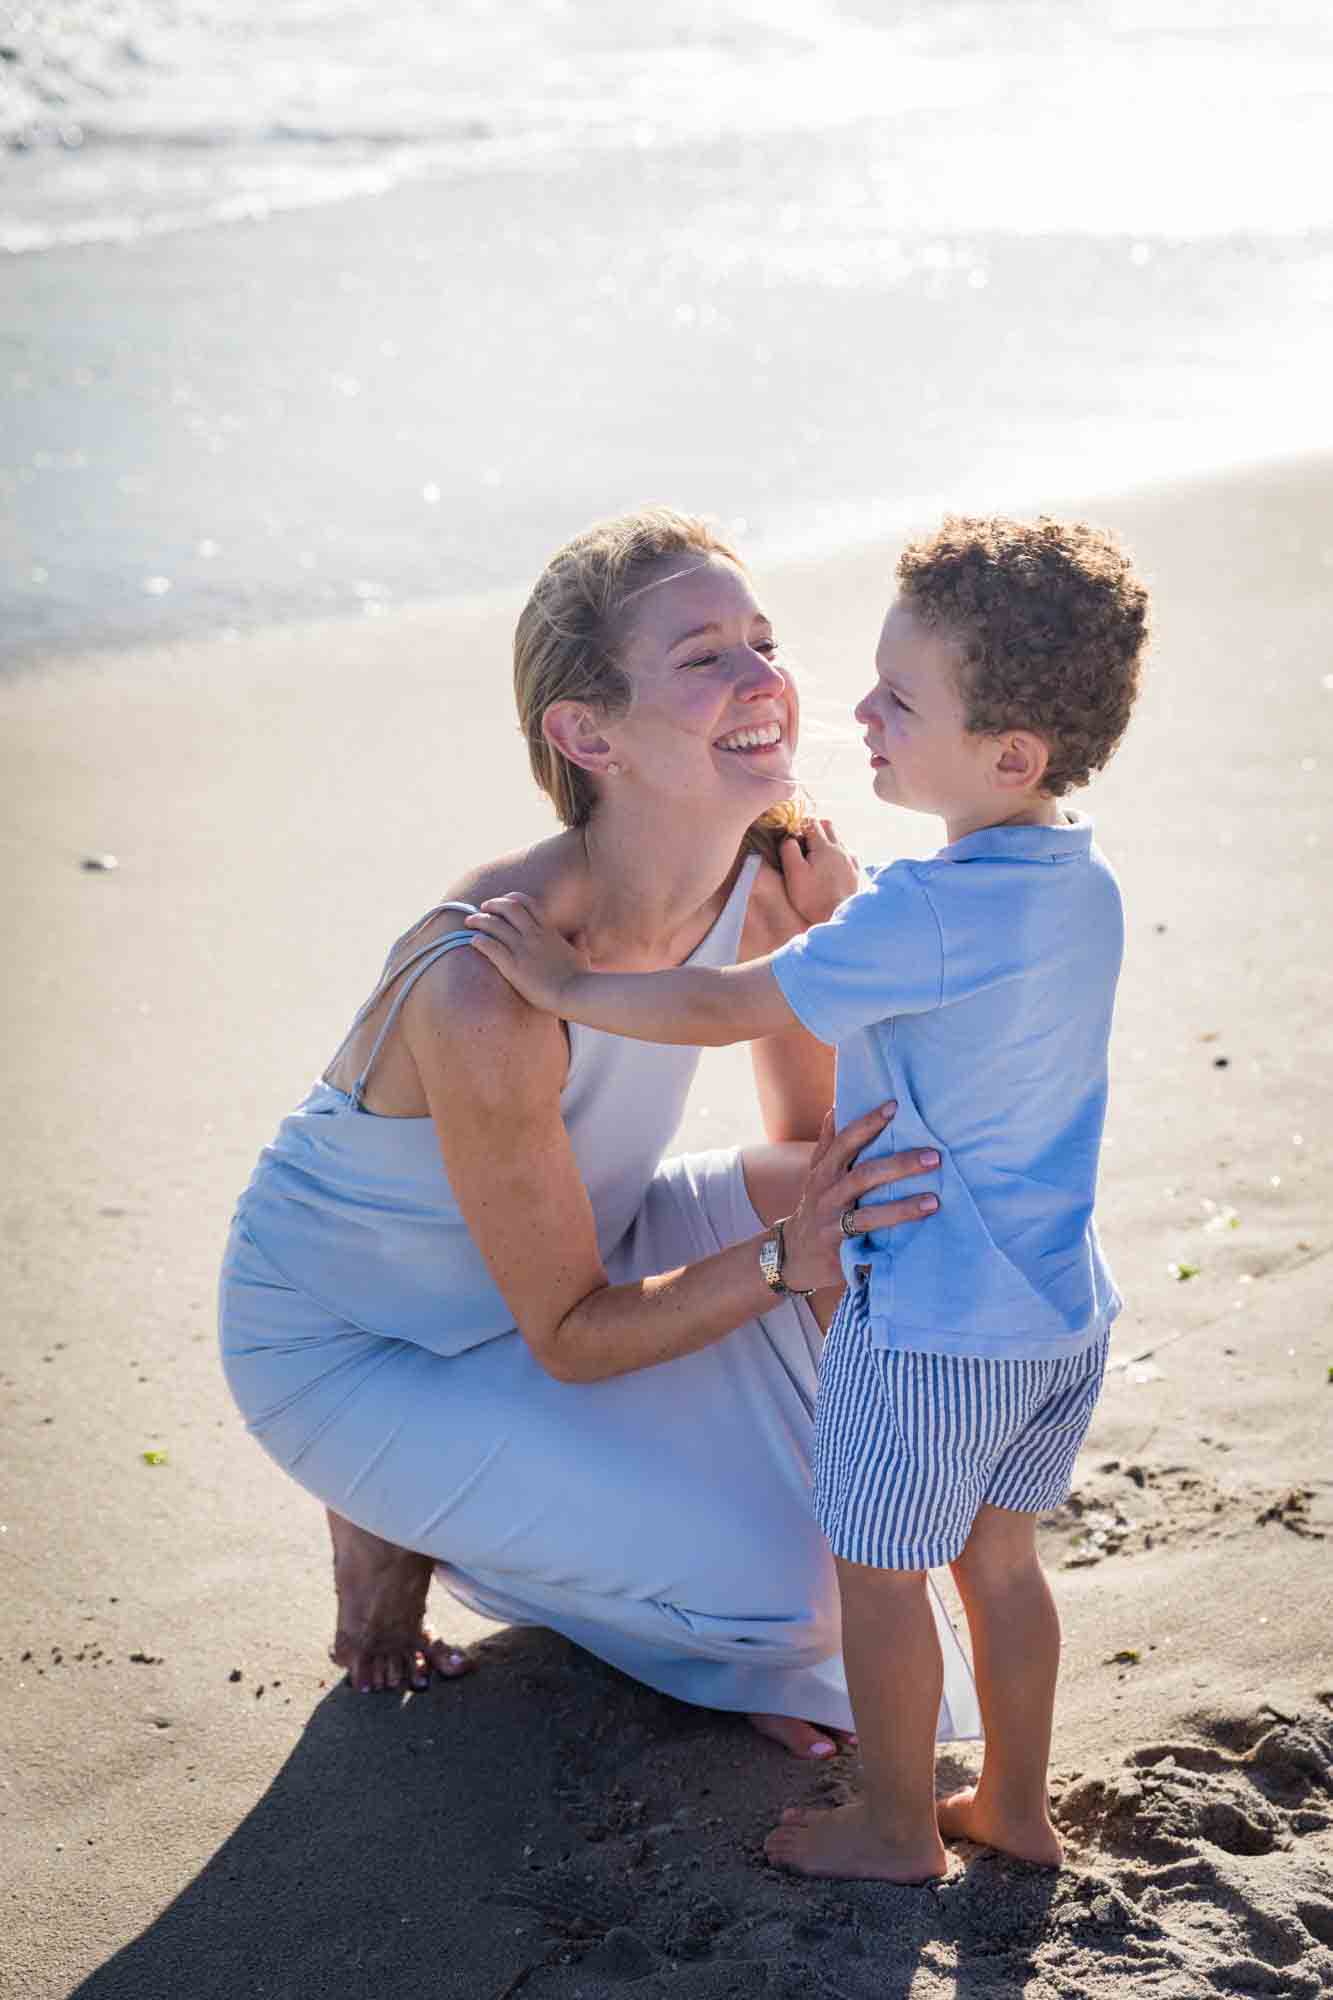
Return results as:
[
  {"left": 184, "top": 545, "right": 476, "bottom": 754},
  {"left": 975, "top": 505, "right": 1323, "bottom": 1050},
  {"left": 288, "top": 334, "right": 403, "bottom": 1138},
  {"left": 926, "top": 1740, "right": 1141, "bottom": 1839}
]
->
[{"left": 607, "top": 555, "right": 800, "bottom": 815}]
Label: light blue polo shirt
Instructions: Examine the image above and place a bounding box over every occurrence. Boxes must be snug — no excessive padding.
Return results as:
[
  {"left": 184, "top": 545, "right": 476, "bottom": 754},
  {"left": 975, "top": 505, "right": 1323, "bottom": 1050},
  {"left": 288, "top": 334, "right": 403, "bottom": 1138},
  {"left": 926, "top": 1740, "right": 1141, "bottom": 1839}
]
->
[{"left": 770, "top": 812, "right": 1123, "bottom": 1360}]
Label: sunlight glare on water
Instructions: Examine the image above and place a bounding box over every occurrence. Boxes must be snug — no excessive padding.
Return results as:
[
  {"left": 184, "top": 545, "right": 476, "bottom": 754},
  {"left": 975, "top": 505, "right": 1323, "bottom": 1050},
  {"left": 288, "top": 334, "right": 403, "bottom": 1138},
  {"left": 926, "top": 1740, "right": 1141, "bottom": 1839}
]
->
[
  {"left": 4, "top": 1, "right": 1332, "bottom": 665},
  {"left": 2, "top": 1, "right": 1330, "bottom": 250}
]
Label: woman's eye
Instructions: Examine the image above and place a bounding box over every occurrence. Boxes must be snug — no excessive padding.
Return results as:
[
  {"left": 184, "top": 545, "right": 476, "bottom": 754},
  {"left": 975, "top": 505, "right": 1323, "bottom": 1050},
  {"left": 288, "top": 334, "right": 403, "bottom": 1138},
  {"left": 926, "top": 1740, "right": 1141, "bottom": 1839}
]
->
[
  {"left": 890, "top": 690, "right": 911, "bottom": 712},
  {"left": 680, "top": 639, "right": 779, "bottom": 670}
]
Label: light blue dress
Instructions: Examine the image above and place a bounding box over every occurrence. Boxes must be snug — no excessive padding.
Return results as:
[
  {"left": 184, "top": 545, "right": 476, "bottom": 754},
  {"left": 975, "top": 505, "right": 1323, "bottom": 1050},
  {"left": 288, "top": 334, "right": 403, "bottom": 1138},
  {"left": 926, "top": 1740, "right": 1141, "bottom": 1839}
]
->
[{"left": 218, "top": 857, "right": 979, "bottom": 1737}]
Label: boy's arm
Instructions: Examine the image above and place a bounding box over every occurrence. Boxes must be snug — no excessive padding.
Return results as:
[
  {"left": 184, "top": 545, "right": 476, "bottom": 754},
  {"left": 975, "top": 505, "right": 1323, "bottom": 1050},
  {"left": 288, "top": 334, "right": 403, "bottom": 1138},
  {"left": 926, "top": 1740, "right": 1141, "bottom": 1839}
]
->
[
  {"left": 465, "top": 892, "right": 797, "bottom": 1045},
  {"left": 740, "top": 853, "right": 841, "bottom": 1141}
]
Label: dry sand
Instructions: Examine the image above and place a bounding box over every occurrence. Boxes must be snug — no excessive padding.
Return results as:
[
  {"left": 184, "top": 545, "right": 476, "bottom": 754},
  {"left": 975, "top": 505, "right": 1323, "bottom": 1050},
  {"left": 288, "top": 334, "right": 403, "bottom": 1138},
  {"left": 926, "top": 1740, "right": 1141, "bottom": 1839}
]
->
[{"left": 2, "top": 456, "right": 1330, "bottom": 1998}]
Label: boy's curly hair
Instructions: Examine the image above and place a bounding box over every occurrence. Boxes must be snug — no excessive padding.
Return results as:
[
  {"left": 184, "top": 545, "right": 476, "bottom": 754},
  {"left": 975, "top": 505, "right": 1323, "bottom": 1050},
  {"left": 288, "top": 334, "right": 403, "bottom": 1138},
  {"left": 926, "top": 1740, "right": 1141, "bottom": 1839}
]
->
[{"left": 895, "top": 516, "right": 1149, "bottom": 796}]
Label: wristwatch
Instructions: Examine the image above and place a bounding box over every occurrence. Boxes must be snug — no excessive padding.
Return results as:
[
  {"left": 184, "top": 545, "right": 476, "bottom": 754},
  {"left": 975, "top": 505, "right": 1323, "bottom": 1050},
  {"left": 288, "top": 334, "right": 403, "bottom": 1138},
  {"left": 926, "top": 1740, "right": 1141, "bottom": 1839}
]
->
[{"left": 759, "top": 1217, "right": 817, "bottom": 1300}]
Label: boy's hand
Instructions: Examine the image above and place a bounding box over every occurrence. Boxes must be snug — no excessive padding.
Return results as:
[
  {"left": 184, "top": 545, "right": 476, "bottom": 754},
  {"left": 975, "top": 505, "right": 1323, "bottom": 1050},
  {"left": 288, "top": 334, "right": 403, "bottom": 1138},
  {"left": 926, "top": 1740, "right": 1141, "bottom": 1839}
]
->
[
  {"left": 465, "top": 894, "right": 590, "bottom": 1015},
  {"left": 780, "top": 818, "right": 859, "bottom": 928}
]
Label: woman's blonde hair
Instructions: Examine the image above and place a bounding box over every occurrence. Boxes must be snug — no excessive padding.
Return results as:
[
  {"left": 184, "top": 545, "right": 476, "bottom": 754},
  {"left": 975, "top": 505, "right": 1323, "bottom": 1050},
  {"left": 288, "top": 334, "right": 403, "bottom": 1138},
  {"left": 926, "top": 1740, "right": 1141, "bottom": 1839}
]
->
[{"left": 513, "top": 505, "right": 804, "bottom": 867}]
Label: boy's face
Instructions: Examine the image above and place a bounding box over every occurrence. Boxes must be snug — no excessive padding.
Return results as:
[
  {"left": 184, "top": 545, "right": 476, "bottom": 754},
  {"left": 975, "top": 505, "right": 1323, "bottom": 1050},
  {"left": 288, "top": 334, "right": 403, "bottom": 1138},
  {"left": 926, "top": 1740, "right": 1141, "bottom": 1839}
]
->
[{"left": 855, "top": 601, "right": 996, "bottom": 823}]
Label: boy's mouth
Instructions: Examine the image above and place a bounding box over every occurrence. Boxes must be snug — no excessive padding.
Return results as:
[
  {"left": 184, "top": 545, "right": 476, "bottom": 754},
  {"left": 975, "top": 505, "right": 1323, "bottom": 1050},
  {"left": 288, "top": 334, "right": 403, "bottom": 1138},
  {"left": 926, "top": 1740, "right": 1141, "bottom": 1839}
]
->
[{"left": 715, "top": 721, "right": 784, "bottom": 755}]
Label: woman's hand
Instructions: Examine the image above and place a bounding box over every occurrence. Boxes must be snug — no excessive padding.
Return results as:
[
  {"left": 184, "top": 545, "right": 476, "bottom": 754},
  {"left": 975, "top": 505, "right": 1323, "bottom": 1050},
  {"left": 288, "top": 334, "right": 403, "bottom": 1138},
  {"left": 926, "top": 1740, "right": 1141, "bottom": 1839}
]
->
[
  {"left": 779, "top": 819, "right": 859, "bottom": 928},
  {"left": 779, "top": 1102, "right": 939, "bottom": 1293},
  {"left": 465, "top": 893, "right": 590, "bottom": 1014}
]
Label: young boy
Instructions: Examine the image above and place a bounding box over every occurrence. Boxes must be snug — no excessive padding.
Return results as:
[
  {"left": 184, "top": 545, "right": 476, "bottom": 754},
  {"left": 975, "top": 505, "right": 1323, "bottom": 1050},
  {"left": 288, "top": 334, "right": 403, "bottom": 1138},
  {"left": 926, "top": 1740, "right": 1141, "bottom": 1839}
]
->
[{"left": 468, "top": 515, "right": 1149, "bottom": 1883}]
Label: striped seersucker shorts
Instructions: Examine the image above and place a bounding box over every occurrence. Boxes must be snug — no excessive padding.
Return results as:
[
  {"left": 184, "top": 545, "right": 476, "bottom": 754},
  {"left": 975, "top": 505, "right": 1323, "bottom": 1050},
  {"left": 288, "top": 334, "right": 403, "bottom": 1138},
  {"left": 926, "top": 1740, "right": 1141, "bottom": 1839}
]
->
[{"left": 813, "top": 1284, "right": 1109, "bottom": 1570}]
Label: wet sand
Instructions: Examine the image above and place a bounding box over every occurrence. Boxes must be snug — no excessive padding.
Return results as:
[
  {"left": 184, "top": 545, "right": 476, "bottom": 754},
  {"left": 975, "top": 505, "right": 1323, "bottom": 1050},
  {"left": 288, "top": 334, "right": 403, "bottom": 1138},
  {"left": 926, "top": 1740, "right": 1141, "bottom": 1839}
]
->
[{"left": 2, "top": 454, "right": 1330, "bottom": 1998}]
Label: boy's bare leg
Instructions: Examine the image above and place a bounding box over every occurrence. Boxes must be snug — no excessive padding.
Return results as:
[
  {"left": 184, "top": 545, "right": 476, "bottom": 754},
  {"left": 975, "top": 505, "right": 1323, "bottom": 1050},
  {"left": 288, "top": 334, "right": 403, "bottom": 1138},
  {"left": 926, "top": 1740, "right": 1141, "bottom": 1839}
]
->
[
  {"left": 765, "top": 1559, "right": 948, "bottom": 1882},
  {"left": 937, "top": 1503, "right": 1063, "bottom": 1866}
]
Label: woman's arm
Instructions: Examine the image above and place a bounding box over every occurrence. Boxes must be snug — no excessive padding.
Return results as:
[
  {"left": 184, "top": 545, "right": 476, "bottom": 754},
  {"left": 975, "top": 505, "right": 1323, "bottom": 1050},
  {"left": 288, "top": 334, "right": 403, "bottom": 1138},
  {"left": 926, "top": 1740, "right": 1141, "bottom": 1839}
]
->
[{"left": 400, "top": 948, "right": 933, "bottom": 1385}]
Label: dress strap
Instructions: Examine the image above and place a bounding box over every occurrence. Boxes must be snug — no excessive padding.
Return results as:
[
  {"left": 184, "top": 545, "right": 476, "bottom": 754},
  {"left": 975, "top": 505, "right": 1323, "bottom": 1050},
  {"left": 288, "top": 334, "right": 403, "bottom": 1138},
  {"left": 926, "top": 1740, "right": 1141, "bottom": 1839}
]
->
[{"left": 343, "top": 902, "right": 480, "bottom": 1108}]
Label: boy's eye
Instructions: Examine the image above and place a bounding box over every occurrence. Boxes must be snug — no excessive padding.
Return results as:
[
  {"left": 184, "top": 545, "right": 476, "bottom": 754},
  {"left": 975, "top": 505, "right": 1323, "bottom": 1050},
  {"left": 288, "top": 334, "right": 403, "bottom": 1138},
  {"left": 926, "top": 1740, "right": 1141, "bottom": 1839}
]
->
[
  {"left": 754, "top": 639, "right": 779, "bottom": 657},
  {"left": 889, "top": 690, "right": 911, "bottom": 712}
]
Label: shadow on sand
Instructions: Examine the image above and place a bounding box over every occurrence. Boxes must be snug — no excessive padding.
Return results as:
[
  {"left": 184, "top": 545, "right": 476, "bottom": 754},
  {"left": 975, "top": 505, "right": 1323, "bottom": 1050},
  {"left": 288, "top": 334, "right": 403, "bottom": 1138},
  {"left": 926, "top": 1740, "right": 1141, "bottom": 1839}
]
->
[{"left": 70, "top": 1626, "right": 1060, "bottom": 2000}]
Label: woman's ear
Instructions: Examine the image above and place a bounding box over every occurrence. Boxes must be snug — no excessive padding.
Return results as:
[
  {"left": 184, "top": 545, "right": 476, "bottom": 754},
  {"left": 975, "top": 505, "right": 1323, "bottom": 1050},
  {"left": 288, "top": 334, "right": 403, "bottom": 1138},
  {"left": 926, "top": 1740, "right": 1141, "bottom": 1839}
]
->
[
  {"left": 992, "top": 729, "right": 1050, "bottom": 793},
  {"left": 542, "top": 701, "right": 618, "bottom": 776}
]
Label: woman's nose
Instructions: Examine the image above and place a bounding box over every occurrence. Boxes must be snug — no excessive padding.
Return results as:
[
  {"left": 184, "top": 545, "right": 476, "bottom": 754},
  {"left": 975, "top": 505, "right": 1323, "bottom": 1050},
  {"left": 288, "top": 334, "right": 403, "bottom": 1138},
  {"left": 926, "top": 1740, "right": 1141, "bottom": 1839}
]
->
[{"left": 739, "top": 648, "right": 788, "bottom": 696}]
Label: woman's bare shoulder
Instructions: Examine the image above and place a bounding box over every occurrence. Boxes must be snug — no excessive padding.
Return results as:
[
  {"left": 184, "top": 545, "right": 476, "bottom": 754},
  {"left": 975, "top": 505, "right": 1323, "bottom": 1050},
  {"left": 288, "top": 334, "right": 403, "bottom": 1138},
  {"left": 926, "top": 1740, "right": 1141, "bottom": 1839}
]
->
[
  {"left": 389, "top": 832, "right": 582, "bottom": 961},
  {"left": 442, "top": 832, "right": 579, "bottom": 911},
  {"left": 405, "top": 934, "right": 569, "bottom": 1108},
  {"left": 397, "top": 833, "right": 579, "bottom": 1089}
]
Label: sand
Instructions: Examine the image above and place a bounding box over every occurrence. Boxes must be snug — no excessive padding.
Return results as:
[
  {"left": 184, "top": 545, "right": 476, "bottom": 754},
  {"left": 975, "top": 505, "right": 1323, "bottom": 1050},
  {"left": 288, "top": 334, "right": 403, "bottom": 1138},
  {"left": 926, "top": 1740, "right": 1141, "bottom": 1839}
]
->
[{"left": 2, "top": 455, "right": 1330, "bottom": 1999}]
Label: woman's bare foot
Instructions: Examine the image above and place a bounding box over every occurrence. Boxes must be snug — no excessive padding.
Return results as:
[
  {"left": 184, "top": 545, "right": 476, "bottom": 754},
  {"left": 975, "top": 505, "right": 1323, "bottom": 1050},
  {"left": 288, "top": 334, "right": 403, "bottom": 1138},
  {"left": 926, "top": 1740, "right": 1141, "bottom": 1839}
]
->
[
  {"left": 936, "top": 1785, "right": 1063, "bottom": 1868},
  {"left": 327, "top": 1510, "right": 471, "bottom": 1694},
  {"left": 764, "top": 1799, "right": 948, "bottom": 1882},
  {"left": 748, "top": 1713, "right": 857, "bottom": 1760}
]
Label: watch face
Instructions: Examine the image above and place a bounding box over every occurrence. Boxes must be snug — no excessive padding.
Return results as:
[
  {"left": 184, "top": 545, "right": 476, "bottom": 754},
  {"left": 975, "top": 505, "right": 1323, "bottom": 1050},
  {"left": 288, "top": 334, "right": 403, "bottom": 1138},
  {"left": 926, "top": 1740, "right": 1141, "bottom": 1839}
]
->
[{"left": 759, "top": 1232, "right": 782, "bottom": 1288}]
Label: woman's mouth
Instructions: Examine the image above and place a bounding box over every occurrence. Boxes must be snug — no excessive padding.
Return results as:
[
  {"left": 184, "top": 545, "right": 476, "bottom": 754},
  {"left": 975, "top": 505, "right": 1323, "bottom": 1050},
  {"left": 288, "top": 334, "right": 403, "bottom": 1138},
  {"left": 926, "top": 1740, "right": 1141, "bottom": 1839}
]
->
[{"left": 714, "top": 721, "right": 784, "bottom": 756}]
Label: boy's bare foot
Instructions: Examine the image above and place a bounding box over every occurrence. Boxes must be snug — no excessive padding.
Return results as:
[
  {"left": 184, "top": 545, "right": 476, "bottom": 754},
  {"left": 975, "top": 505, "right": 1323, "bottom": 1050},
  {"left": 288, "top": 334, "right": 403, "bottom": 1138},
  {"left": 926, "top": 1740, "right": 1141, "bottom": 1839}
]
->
[
  {"left": 936, "top": 1785, "right": 1063, "bottom": 1867},
  {"left": 764, "top": 1799, "right": 948, "bottom": 1882},
  {"left": 749, "top": 1713, "right": 857, "bottom": 1760},
  {"left": 327, "top": 1510, "right": 471, "bottom": 1694}
]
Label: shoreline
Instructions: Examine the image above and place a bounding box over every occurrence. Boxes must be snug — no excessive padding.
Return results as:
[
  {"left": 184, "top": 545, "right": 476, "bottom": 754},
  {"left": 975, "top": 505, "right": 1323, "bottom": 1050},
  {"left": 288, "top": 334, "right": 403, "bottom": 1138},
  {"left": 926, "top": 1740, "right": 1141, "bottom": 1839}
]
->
[
  {"left": 8, "top": 442, "right": 1332, "bottom": 688},
  {"left": 7, "top": 112, "right": 1332, "bottom": 679},
  {"left": 3, "top": 450, "right": 1330, "bottom": 1999}
]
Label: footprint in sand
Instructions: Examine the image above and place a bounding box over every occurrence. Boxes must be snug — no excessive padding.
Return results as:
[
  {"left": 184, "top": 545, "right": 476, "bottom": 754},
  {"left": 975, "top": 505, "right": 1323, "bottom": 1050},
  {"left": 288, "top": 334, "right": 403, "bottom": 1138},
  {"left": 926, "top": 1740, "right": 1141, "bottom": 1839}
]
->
[
  {"left": 479, "top": 1691, "right": 1332, "bottom": 1998},
  {"left": 1050, "top": 1704, "right": 1333, "bottom": 1996},
  {"left": 1039, "top": 1457, "right": 1331, "bottom": 1569}
]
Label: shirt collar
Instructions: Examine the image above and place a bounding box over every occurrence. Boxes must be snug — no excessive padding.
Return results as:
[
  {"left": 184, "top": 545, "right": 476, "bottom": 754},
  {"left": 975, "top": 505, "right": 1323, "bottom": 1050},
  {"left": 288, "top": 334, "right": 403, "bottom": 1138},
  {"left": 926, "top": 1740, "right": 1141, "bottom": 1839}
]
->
[{"left": 937, "top": 809, "right": 1093, "bottom": 865}]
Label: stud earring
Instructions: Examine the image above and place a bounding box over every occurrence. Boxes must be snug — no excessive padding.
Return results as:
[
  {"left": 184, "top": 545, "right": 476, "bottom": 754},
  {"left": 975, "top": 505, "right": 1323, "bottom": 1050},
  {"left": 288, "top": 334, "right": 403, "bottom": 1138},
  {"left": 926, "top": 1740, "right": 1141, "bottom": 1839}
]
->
[{"left": 604, "top": 762, "right": 621, "bottom": 775}]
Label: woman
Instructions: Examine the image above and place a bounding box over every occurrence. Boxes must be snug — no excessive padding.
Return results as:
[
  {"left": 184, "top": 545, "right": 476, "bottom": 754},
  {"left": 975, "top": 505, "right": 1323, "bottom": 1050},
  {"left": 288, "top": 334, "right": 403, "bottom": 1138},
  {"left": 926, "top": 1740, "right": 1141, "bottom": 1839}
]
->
[{"left": 219, "top": 507, "right": 978, "bottom": 1755}]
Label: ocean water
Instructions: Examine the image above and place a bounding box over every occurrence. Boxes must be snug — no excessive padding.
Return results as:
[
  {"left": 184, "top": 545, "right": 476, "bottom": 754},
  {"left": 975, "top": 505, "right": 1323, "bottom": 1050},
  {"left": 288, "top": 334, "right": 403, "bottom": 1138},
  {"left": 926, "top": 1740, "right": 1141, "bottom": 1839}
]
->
[
  {"left": 5, "top": 0, "right": 1332, "bottom": 248},
  {"left": 3, "top": 0, "right": 1332, "bottom": 664}
]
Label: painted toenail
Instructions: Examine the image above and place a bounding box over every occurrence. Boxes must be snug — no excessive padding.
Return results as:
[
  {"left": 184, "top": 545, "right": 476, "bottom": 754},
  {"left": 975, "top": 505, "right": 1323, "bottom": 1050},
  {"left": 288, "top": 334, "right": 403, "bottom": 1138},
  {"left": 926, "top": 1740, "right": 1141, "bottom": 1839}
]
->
[
  {"left": 810, "top": 1740, "right": 836, "bottom": 1758},
  {"left": 449, "top": 1651, "right": 465, "bottom": 1666}
]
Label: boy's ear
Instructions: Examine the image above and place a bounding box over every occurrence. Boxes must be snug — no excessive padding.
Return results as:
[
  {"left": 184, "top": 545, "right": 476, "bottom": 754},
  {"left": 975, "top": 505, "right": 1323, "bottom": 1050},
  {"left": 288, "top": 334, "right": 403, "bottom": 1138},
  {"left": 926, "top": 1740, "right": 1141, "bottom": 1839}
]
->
[
  {"left": 542, "top": 701, "right": 617, "bottom": 775},
  {"left": 992, "top": 729, "right": 1050, "bottom": 793}
]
